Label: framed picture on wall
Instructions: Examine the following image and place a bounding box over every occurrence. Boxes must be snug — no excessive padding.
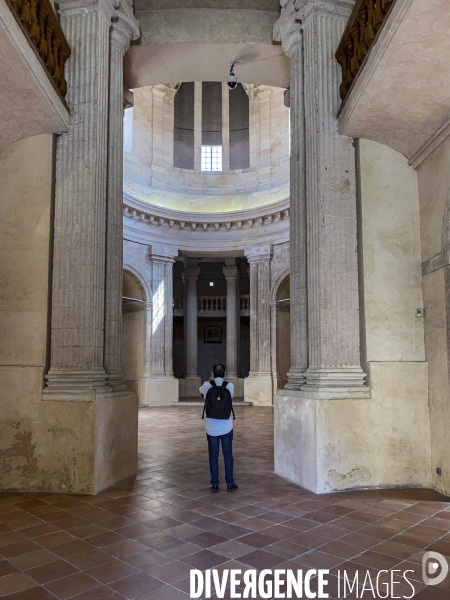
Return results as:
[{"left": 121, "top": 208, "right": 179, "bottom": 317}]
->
[{"left": 204, "top": 326, "right": 222, "bottom": 344}]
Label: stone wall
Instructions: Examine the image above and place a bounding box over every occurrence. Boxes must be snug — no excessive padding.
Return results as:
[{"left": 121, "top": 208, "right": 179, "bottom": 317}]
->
[{"left": 417, "top": 135, "right": 450, "bottom": 496}]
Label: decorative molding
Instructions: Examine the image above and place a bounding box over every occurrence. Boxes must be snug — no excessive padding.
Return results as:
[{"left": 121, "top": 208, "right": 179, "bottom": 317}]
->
[
  {"left": 422, "top": 251, "right": 450, "bottom": 277},
  {"left": 409, "top": 117, "right": 450, "bottom": 170},
  {"left": 123, "top": 195, "right": 290, "bottom": 233}
]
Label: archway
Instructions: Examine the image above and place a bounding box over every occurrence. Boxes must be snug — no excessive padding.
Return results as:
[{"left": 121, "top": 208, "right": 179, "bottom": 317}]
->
[
  {"left": 122, "top": 269, "right": 147, "bottom": 399},
  {"left": 271, "top": 272, "right": 291, "bottom": 394}
]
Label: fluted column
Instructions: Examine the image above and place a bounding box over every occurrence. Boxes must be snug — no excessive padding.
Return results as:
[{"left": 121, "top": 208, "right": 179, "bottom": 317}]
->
[
  {"left": 185, "top": 262, "right": 201, "bottom": 396},
  {"left": 223, "top": 260, "right": 240, "bottom": 380},
  {"left": 138, "top": 245, "right": 178, "bottom": 406},
  {"left": 299, "top": 0, "right": 366, "bottom": 395},
  {"left": 244, "top": 245, "right": 273, "bottom": 405},
  {"left": 274, "top": 4, "right": 308, "bottom": 390},
  {"left": 104, "top": 3, "right": 139, "bottom": 392},
  {"left": 44, "top": 0, "right": 117, "bottom": 398}
]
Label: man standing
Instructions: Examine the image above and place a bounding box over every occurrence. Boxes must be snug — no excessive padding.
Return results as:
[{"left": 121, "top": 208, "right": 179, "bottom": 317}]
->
[{"left": 200, "top": 363, "right": 238, "bottom": 493}]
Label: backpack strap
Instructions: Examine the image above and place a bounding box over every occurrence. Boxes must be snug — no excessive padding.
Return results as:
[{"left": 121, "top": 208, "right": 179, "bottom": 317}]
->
[
  {"left": 201, "top": 381, "right": 216, "bottom": 419},
  {"left": 221, "top": 381, "right": 235, "bottom": 420}
]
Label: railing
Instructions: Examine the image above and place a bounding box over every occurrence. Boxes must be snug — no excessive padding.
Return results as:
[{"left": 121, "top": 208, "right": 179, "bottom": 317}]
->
[
  {"left": 198, "top": 296, "right": 227, "bottom": 313},
  {"left": 336, "top": 0, "right": 396, "bottom": 108},
  {"left": 173, "top": 295, "right": 250, "bottom": 315},
  {"left": 240, "top": 295, "right": 250, "bottom": 312},
  {"left": 6, "top": 0, "right": 70, "bottom": 101}
]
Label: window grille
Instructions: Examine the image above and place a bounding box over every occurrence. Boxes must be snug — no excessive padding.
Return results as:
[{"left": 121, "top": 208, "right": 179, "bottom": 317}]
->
[{"left": 201, "top": 146, "right": 223, "bottom": 172}]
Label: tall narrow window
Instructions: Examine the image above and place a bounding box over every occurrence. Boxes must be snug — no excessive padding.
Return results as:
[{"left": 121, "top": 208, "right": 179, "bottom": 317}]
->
[
  {"left": 229, "top": 83, "right": 250, "bottom": 170},
  {"left": 174, "top": 82, "right": 195, "bottom": 170},
  {"left": 201, "top": 146, "right": 223, "bottom": 172}
]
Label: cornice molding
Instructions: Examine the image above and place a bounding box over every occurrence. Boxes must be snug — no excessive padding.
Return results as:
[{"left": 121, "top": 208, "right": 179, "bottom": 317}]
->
[{"left": 123, "top": 195, "right": 290, "bottom": 233}]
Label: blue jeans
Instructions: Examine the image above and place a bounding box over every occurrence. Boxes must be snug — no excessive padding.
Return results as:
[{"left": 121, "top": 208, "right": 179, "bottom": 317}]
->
[{"left": 206, "top": 429, "right": 234, "bottom": 486}]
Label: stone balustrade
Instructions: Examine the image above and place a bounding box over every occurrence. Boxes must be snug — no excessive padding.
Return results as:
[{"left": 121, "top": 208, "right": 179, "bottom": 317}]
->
[
  {"left": 173, "top": 295, "right": 251, "bottom": 316},
  {"left": 7, "top": 0, "right": 70, "bottom": 100},
  {"left": 336, "top": 0, "right": 396, "bottom": 107}
]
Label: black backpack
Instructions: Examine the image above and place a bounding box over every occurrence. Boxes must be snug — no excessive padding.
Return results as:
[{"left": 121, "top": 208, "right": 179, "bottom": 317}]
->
[{"left": 202, "top": 381, "right": 235, "bottom": 420}]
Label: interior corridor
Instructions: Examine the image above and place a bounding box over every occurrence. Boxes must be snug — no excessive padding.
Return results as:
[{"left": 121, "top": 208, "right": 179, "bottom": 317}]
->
[{"left": 0, "top": 407, "right": 449, "bottom": 599}]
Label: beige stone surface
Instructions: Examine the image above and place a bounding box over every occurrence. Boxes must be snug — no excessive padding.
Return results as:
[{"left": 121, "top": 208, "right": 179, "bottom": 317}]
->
[
  {"left": 139, "top": 378, "right": 179, "bottom": 406},
  {"left": 359, "top": 140, "right": 425, "bottom": 362},
  {"left": 186, "top": 376, "right": 202, "bottom": 398},
  {"left": 244, "top": 376, "right": 273, "bottom": 406},
  {"left": 422, "top": 268, "right": 450, "bottom": 495},
  {"left": 0, "top": 367, "right": 138, "bottom": 493},
  {"left": 417, "top": 136, "right": 450, "bottom": 496},
  {"left": 418, "top": 136, "right": 450, "bottom": 262},
  {"left": 275, "top": 362, "right": 431, "bottom": 493}
]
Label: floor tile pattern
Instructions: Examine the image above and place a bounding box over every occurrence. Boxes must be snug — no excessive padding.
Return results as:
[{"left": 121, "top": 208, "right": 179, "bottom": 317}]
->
[{"left": 0, "top": 407, "right": 449, "bottom": 599}]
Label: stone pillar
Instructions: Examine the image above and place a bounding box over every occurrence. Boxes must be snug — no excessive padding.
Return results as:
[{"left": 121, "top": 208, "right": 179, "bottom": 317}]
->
[
  {"left": 244, "top": 245, "right": 273, "bottom": 405},
  {"left": 42, "top": 0, "right": 138, "bottom": 493},
  {"left": 300, "top": 0, "right": 366, "bottom": 396},
  {"left": 139, "top": 244, "right": 178, "bottom": 406},
  {"left": 273, "top": 0, "right": 369, "bottom": 495},
  {"left": 194, "top": 82, "right": 202, "bottom": 172},
  {"left": 276, "top": 6, "right": 308, "bottom": 391},
  {"left": 223, "top": 259, "right": 240, "bottom": 389},
  {"left": 185, "top": 261, "right": 201, "bottom": 396},
  {"left": 104, "top": 4, "right": 139, "bottom": 392}
]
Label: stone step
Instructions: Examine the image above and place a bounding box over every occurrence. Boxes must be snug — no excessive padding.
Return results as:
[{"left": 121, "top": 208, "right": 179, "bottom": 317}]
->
[{"left": 173, "top": 397, "right": 252, "bottom": 407}]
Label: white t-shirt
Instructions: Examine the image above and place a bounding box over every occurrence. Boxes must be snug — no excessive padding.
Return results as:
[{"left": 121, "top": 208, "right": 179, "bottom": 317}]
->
[{"left": 199, "top": 377, "right": 234, "bottom": 436}]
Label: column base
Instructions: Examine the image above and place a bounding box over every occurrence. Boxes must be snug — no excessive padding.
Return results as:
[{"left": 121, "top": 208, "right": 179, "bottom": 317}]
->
[
  {"left": 285, "top": 367, "right": 306, "bottom": 390},
  {"left": 244, "top": 374, "right": 273, "bottom": 406},
  {"left": 275, "top": 362, "right": 431, "bottom": 494},
  {"left": 106, "top": 369, "right": 128, "bottom": 392},
  {"left": 138, "top": 377, "right": 179, "bottom": 406},
  {"left": 43, "top": 368, "right": 111, "bottom": 401},
  {"left": 38, "top": 389, "right": 137, "bottom": 494},
  {"left": 301, "top": 366, "right": 369, "bottom": 399},
  {"left": 185, "top": 376, "right": 202, "bottom": 398}
]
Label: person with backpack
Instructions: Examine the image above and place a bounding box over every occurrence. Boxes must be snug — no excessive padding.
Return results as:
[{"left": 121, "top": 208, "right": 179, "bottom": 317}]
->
[{"left": 200, "top": 363, "right": 238, "bottom": 493}]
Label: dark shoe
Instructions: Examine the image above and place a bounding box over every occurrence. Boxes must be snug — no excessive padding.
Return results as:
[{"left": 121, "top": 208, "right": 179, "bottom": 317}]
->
[
  {"left": 227, "top": 483, "right": 238, "bottom": 492},
  {"left": 210, "top": 485, "right": 219, "bottom": 493}
]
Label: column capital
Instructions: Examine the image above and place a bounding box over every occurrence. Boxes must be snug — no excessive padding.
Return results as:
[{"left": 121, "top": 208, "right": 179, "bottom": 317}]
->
[
  {"left": 185, "top": 266, "right": 201, "bottom": 281},
  {"left": 245, "top": 244, "right": 272, "bottom": 263},
  {"left": 148, "top": 244, "right": 177, "bottom": 263},
  {"left": 58, "top": 0, "right": 118, "bottom": 20},
  {"left": 111, "top": 1, "right": 139, "bottom": 54},
  {"left": 223, "top": 265, "right": 239, "bottom": 281},
  {"left": 273, "top": 0, "right": 302, "bottom": 58},
  {"left": 295, "top": 0, "right": 354, "bottom": 22}
]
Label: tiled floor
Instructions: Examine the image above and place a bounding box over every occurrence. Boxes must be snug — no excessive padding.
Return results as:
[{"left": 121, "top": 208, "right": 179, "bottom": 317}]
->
[{"left": 0, "top": 406, "right": 449, "bottom": 599}]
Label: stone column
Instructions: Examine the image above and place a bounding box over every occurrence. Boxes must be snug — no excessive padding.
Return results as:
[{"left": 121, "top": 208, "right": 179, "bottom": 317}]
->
[
  {"left": 139, "top": 245, "right": 178, "bottom": 406},
  {"left": 244, "top": 245, "right": 273, "bottom": 405},
  {"left": 41, "top": 0, "right": 138, "bottom": 493},
  {"left": 44, "top": 0, "right": 117, "bottom": 398},
  {"left": 273, "top": 0, "right": 369, "bottom": 495},
  {"left": 104, "top": 4, "right": 139, "bottom": 392},
  {"left": 274, "top": 3, "right": 308, "bottom": 390},
  {"left": 185, "top": 262, "right": 201, "bottom": 396},
  {"left": 223, "top": 259, "right": 240, "bottom": 389},
  {"left": 299, "top": 0, "right": 366, "bottom": 396}
]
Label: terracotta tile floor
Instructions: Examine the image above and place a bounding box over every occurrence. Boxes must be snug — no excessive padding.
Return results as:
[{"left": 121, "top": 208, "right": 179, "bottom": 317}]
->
[{"left": 0, "top": 406, "right": 449, "bottom": 599}]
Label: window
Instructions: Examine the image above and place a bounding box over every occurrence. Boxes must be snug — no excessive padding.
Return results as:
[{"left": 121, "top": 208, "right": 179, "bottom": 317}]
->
[{"left": 201, "top": 146, "right": 223, "bottom": 172}]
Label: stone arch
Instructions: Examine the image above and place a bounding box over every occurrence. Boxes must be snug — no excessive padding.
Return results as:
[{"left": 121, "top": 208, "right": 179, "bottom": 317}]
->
[
  {"left": 270, "top": 268, "right": 290, "bottom": 304},
  {"left": 270, "top": 268, "right": 290, "bottom": 393},
  {"left": 123, "top": 263, "right": 150, "bottom": 302}
]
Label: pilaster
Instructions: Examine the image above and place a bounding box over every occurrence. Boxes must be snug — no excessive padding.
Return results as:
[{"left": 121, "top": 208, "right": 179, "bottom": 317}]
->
[
  {"left": 194, "top": 82, "right": 202, "bottom": 172},
  {"left": 244, "top": 245, "right": 273, "bottom": 405},
  {"left": 139, "top": 244, "right": 178, "bottom": 406}
]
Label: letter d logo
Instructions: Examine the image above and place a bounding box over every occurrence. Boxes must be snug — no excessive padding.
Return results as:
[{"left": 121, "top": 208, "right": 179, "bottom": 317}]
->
[{"left": 422, "top": 551, "right": 449, "bottom": 586}]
